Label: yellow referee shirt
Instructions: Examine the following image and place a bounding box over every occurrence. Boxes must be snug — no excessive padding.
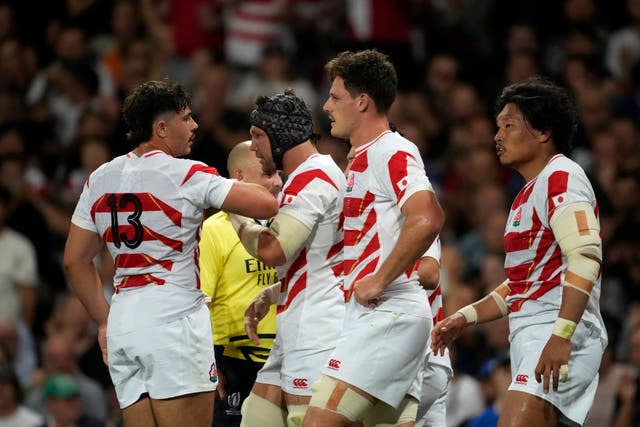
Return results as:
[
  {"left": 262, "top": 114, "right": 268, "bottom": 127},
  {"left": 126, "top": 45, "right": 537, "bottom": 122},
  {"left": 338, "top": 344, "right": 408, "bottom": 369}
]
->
[{"left": 199, "top": 211, "right": 277, "bottom": 362}]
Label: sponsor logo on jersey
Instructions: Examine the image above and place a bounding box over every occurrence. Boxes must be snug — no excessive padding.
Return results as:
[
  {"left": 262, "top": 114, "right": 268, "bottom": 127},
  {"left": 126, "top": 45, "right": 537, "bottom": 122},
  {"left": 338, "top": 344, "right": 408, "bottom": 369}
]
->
[
  {"left": 292, "top": 378, "right": 308, "bottom": 388},
  {"left": 515, "top": 374, "right": 528, "bottom": 385},
  {"left": 328, "top": 358, "right": 341, "bottom": 370},
  {"left": 512, "top": 207, "right": 522, "bottom": 227},
  {"left": 209, "top": 362, "right": 218, "bottom": 383}
]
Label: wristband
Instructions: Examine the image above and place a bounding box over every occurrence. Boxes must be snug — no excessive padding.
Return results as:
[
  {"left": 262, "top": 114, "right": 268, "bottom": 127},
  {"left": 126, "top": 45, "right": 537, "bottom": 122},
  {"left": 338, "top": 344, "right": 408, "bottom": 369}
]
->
[
  {"left": 552, "top": 317, "right": 577, "bottom": 340},
  {"left": 456, "top": 304, "right": 478, "bottom": 325}
]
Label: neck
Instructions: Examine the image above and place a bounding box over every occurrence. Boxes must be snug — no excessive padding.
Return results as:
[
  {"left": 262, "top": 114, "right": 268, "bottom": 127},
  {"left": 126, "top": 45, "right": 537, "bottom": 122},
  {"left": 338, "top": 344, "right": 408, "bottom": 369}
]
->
[
  {"left": 134, "top": 141, "right": 169, "bottom": 156},
  {"left": 281, "top": 141, "right": 317, "bottom": 175},
  {"left": 517, "top": 150, "right": 558, "bottom": 183},
  {"left": 348, "top": 114, "right": 390, "bottom": 148}
]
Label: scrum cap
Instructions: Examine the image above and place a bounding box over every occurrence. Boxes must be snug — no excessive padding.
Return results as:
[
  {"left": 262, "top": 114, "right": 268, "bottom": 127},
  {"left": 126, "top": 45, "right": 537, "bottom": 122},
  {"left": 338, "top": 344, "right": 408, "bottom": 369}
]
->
[{"left": 250, "top": 89, "right": 313, "bottom": 169}]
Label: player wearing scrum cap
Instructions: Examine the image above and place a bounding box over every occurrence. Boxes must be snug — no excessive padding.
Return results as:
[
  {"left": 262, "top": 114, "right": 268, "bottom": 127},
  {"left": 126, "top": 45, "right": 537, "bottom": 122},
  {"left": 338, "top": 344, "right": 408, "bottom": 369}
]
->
[{"left": 230, "top": 89, "right": 346, "bottom": 427}]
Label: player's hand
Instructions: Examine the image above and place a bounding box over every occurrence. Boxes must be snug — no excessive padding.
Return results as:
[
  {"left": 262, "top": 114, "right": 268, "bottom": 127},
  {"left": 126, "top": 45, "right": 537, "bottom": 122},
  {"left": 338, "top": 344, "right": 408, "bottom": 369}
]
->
[
  {"left": 431, "top": 312, "right": 467, "bottom": 356},
  {"left": 353, "top": 275, "right": 385, "bottom": 308},
  {"left": 534, "top": 334, "right": 572, "bottom": 393},
  {"left": 98, "top": 323, "right": 108, "bottom": 365},
  {"left": 216, "top": 369, "right": 227, "bottom": 400},
  {"left": 244, "top": 285, "right": 278, "bottom": 344}
]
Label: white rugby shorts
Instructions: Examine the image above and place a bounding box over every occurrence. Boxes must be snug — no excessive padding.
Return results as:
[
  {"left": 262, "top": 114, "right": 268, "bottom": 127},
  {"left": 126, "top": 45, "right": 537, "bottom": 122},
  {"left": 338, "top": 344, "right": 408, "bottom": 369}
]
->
[
  {"left": 508, "top": 322, "right": 603, "bottom": 426},
  {"left": 107, "top": 304, "right": 217, "bottom": 408},
  {"left": 321, "top": 299, "right": 430, "bottom": 408}
]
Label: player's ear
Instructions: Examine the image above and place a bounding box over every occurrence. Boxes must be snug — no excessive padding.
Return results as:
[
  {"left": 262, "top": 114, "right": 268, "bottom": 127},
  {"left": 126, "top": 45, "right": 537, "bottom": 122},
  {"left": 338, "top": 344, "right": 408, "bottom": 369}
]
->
[{"left": 154, "top": 119, "right": 167, "bottom": 138}]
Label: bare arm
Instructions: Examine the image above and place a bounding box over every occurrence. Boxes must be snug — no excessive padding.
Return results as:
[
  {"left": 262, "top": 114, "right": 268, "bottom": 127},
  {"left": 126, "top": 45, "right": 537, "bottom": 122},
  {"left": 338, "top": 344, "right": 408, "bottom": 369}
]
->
[
  {"left": 63, "top": 224, "right": 110, "bottom": 363},
  {"left": 431, "top": 282, "right": 509, "bottom": 356},
  {"left": 418, "top": 256, "right": 440, "bottom": 290},
  {"left": 221, "top": 181, "right": 278, "bottom": 220}
]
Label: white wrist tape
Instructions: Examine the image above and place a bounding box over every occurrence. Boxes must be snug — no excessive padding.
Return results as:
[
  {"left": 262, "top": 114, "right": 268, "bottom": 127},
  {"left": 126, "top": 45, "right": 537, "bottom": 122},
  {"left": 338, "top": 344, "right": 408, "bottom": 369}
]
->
[
  {"left": 552, "top": 317, "right": 577, "bottom": 340},
  {"left": 263, "top": 282, "right": 280, "bottom": 305},
  {"left": 457, "top": 305, "right": 478, "bottom": 325}
]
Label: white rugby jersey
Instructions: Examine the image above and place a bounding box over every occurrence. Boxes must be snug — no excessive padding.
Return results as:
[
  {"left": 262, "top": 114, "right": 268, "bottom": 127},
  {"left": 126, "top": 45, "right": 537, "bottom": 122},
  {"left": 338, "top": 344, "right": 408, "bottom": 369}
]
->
[
  {"left": 275, "top": 154, "right": 346, "bottom": 347},
  {"left": 504, "top": 154, "right": 606, "bottom": 347},
  {"left": 424, "top": 237, "right": 452, "bottom": 371},
  {"left": 71, "top": 149, "right": 233, "bottom": 333},
  {"left": 344, "top": 131, "right": 432, "bottom": 313}
]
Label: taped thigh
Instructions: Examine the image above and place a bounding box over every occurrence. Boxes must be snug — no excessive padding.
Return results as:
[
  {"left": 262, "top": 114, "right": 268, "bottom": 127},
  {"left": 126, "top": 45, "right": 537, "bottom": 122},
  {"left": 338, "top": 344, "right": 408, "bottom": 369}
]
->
[
  {"left": 240, "top": 392, "right": 287, "bottom": 427},
  {"left": 362, "top": 395, "right": 419, "bottom": 427},
  {"left": 308, "top": 375, "right": 373, "bottom": 422}
]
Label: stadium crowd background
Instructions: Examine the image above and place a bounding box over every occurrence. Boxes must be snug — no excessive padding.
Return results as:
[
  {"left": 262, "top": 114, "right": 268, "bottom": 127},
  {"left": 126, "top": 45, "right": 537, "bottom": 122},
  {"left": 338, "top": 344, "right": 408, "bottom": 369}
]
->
[{"left": 0, "top": 0, "right": 639, "bottom": 426}]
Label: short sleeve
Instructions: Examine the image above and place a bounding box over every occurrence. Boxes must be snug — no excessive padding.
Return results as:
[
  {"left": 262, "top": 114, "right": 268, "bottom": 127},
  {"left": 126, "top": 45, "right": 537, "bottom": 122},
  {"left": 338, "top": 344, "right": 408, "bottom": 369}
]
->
[
  {"left": 71, "top": 180, "right": 99, "bottom": 232},
  {"left": 179, "top": 162, "right": 233, "bottom": 210},
  {"left": 543, "top": 169, "right": 594, "bottom": 225},
  {"left": 278, "top": 169, "right": 340, "bottom": 230},
  {"left": 373, "top": 146, "right": 432, "bottom": 208}
]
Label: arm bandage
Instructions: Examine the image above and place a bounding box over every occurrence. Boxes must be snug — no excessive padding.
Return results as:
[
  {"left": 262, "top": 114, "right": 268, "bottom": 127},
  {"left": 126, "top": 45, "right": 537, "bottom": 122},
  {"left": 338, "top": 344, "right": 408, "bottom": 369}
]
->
[
  {"left": 268, "top": 212, "right": 312, "bottom": 261},
  {"left": 490, "top": 281, "right": 510, "bottom": 316},
  {"left": 550, "top": 202, "right": 602, "bottom": 296},
  {"left": 229, "top": 214, "right": 266, "bottom": 257}
]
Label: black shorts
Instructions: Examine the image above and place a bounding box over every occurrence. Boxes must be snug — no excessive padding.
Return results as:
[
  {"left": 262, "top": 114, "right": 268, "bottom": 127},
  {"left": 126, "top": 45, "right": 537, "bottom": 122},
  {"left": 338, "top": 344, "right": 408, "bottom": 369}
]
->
[{"left": 213, "top": 346, "right": 265, "bottom": 427}]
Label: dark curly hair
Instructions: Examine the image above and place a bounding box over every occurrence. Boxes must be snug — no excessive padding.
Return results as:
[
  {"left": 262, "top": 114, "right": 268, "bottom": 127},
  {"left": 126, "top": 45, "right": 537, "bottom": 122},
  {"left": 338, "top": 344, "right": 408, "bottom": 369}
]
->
[
  {"left": 325, "top": 49, "right": 397, "bottom": 113},
  {"left": 121, "top": 79, "right": 191, "bottom": 146},
  {"left": 494, "top": 77, "right": 578, "bottom": 155}
]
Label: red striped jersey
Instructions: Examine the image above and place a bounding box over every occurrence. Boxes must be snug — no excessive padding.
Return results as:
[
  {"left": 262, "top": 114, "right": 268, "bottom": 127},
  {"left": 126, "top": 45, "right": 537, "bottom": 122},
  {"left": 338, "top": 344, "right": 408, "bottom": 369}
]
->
[
  {"left": 504, "top": 154, "right": 606, "bottom": 345},
  {"left": 344, "top": 131, "right": 433, "bottom": 313},
  {"left": 424, "top": 236, "right": 452, "bottom": 370},
  {"left": 274, "top": 154, "right": 346, "bottom": 348},
  {"left": 71, "top": 150, "right": 233, "bottom": 333}
]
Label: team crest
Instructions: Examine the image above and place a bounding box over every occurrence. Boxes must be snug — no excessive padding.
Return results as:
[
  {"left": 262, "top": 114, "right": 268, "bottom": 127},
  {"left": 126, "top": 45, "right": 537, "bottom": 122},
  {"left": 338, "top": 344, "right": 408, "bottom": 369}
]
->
[
  {"left": 346, "top": 172, "right": 355, "bottom": 193},
  {"left": 209, "top": 362, "right": 218, "bottom": 383},
  {"left": 512, "top": 207, "right": 522, "bottom": 227}
]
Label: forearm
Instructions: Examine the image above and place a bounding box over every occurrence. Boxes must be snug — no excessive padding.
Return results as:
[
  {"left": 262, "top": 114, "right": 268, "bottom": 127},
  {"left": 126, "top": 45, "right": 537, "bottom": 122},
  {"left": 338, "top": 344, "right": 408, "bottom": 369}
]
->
[
  {"left": 375, "top": 215, "right": 439, "bottom": 287},
  {"left": 458, "top": 281, "right": 510, "bottom": 325},
  {"left": 66, "top": 262, "right": 110, "bottom": 326}
]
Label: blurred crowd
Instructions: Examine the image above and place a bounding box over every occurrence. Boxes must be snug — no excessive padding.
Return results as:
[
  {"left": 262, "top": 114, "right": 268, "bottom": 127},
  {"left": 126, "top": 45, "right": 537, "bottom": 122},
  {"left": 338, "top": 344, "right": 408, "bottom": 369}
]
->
[{"left": 0, "top": 0, "right": 639, "bottom": 426}]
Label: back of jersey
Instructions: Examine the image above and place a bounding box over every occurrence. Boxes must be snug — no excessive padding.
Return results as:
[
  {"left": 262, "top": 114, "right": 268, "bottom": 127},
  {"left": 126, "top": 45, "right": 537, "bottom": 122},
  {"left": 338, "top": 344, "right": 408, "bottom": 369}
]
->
[{"left": 71, "top": 150, "right": 232, "bottom": 333}]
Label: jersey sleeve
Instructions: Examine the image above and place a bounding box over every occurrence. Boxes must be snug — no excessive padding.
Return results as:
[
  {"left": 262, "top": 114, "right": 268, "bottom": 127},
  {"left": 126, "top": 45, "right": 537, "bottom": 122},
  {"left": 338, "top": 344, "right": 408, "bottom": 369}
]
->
[
  {"left": 199, "top": 216, "right": 228, "bottom": 299},
  {"left": 278, "top": 169, "right": 340, "bottom": 230},
  {"left": 70, "top": 180, "right": 99, "bottom": 233},
  {"left": 179, "top": 162, "right": 233, "bottom": 210},
  {"left": 541, "top": 168, "right": 595, "bottom": 226},
  {"left": 422, "top": 235, "right": 441, "bottom": 262},
  {"left": 373, "top": 144, "right": 433, "bottom": 208}
]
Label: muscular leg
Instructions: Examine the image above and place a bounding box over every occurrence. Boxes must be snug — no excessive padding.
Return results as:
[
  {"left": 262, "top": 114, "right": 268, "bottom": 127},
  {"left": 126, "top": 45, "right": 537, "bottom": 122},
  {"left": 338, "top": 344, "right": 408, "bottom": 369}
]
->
[
  {"left": 240, "top": 382, "right": 287, "bottom": 427},
  {"left": 148, "top": 391, "right": 215, "bottom": 427},
  {"left": 284, "top": 392, "right": 311, "bottom": 427},
  {"left": 498, "top": 391, "right": 561, "bottom": 427},
  {"left": 303, "top": 376, "right": 375, "bottom": 427},
  {"left": 122, "top": 395, "right": 157, "bottom": 427}
]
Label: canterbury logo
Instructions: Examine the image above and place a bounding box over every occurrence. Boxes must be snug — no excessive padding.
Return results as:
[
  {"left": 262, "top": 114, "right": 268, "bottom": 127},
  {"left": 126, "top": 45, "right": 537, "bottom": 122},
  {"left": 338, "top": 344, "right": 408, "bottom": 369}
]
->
[
  {"left": 292, "top": 378, "right": 308, "bottom": 388},
  {"left": 328, "top": 359, "right": 341, "bottom": 370},
  {"left": 515, "top": 374, "right": 528, "bottom": 385}
]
